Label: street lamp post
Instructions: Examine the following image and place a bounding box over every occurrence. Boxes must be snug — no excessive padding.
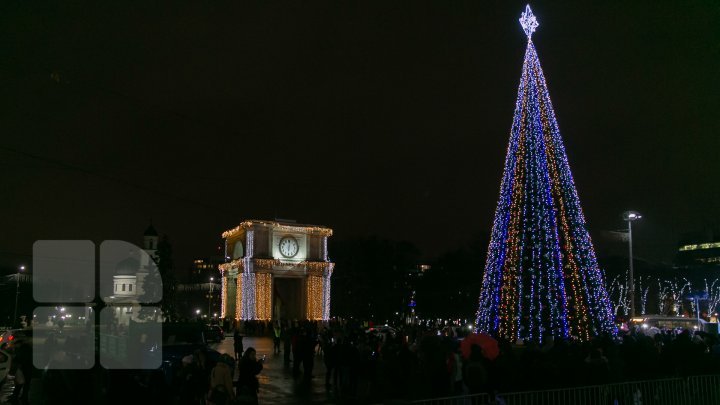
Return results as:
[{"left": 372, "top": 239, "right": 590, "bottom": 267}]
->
[
  {"left": 623, "top": 211, "right": 641, "bottom": 319},
  {"left": 208, "top": 277, "right": 214, "bottom": 316},
  {"left": 14, "top": 265, "right": 25, "bottom": 328}
]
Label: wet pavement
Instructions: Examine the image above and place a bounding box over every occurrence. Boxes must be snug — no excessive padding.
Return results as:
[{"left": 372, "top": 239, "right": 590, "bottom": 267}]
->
[{"left": 210, "top": 336, "right": 337, "bottom": 405}]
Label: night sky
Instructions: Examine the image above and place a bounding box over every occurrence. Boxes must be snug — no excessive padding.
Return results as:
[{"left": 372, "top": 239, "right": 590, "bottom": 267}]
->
[{"left": 1, "top": 1, "right": 719, "bottom": 273}]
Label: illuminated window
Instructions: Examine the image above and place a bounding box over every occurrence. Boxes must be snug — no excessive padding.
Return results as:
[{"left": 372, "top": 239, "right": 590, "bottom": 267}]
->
[{"left": 679, "top": 242, "right": 720, "bottom": 252}]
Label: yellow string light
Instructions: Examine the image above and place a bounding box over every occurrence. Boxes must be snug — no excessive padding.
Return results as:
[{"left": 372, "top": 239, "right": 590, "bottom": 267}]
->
[
  {"left": 222, "top": 220, "right": 333, "bottom": 239},
  {"left": 255, "top": 273, "right": 272, "bottom": 320},
  {"left": 306, "top": 275, "right": 324, "bottom": 320},
  {"left": 221, "top": 258, "right": 334, "bottom": 274},
  {"left": 221, "top": 276, "right": 228, "bottom": 318},
  {"left": 235, "top": 276, "right": 242, "bottom": 320}
]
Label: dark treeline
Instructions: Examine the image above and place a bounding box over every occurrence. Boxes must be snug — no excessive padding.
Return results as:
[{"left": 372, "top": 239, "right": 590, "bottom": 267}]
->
[{"left": 330, "top": 235, "right": 488, "bottom": 323}]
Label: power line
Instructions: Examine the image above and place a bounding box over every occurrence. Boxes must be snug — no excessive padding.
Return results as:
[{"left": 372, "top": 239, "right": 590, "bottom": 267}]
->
[{"left": 0, "top": 145, "right": 233, "bottom": 214}]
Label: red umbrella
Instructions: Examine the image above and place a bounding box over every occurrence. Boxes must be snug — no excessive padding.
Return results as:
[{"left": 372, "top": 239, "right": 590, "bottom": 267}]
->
[{"left": 460, "top": 333, "right": 499, "bottom": 360}]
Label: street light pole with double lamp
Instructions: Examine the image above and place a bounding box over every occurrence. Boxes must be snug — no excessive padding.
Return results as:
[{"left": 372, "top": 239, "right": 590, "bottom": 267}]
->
[{"left": 623, "top": 211, "right": 642, "bottom": 318}]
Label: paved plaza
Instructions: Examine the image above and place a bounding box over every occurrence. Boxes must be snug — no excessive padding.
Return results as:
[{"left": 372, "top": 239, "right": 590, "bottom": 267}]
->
[
  {"left": 211, "top": 336, "right": 335, "bottom": 404},
  {"left": 12, "top": 335, "right": 336, "bottom": 405}
]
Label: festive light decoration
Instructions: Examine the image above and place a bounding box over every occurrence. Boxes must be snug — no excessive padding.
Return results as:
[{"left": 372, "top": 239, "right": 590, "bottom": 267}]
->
[
  {"left": 240, "top": 274, "right": 243, "bottom": 320},
  {"left": 705, "top": 279, "right": 720, "bottom": 316},
  {"left": 667, "top": 278, "right": 691, "bottom": 315},
  {"left": 222, "top": 220, "right": 333, "bottom": 239},
  {"left": 476, "top": 6, "right": 615, "bottom": 342},
  {"left": 608, "top": 273, "right": 630, "bottom": 316},
  {"left": 657, "top": 280, "right": 671, "bottom": 315},
  {"left": 255, "top": 273, "right": 272, "bottom": 320},
  {"left": 323, "top": 237, "right": 329, "bottom": 262},
  {"left": 306, "top": 275, "right": 324, "bottom": 320},
  {"left": 247, "top": 229, "right": 255, "bottom": 257},
  {"left": 221, "top": 275, "right": 228, "bottom": 318},
  {"left": 220, "top": 258, "right": 334, "bottom": 274},
  {"left": 241, "top": 271, "right": 256, "bottom": 319},
  {"left": 221, "top": 221, "right": 333, "bottom": 320},
  {"left": 519, "top": 4, "right": 539, "bottom": 39},
  {"left": 608, "top": 271, "right": 651, "bottom": 316},
  {"left": 639, "top": 276, "right": 650, "bottom": 316},
  {"left": 323, "top": 272, "right": 332, "bottom": 319},
  {"left": 607, "top": 276, "right": 720, "bottom": 318}
]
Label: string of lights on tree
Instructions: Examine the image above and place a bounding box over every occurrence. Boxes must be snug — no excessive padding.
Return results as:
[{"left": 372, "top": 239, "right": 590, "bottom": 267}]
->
[
  {"left": 705, "top": 279, "right": 720, "bottom": 316},
  {"left": 606, "top": 271, "right": 720, "bottom": 318},
  {"left": 476, "top": 5, "right": 616, "bottom": 342},
  {"left": 666, "top": 278, "right": 691, "bottom": 316},
  {"left": 608, "top": 273, "right": 631, "bottom": 317}
]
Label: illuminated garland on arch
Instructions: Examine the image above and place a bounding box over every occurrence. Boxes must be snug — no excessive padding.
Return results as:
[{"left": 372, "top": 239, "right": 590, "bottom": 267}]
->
[
  {"left": 222, "top": 220, "right": 333, "bottom": 239},
  {"left": 476, "top": 5, "right": 615, "bottom": 343},
  {"left": 220, "top": 258, "right": 334, "bottom": 274},
  {"left": 220, "top": 261, "right": 333, "bottom": 321}
]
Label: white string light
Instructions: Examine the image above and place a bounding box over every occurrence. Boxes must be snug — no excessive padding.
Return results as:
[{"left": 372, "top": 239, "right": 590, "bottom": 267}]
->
[
  {"left": 519, "top": 4, "right": 539, "bottom": 40},
  {"left": 323, "top": 273, "right": 332, "bottom": 320}
]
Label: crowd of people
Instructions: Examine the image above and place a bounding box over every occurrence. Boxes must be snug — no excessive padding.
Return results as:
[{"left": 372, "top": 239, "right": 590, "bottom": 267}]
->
[
  {"left": 6, "top": 317, "right": 720, "bottom": 404},
  {"left": 173, "top": 347, "right": 264, "bottom": 405},
  {"left": 225, "top": 319, "right": 720, "bottom": 403}
]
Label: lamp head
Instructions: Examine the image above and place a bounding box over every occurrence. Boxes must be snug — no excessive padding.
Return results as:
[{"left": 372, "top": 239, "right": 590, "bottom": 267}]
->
[{"left": 623, "top": 211, "right": 642, "bottom": 221}]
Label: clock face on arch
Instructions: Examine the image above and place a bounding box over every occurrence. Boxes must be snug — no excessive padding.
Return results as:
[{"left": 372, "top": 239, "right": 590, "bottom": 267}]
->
[{"left": 279, "top": 236, "right": 299, "bottom": 258}]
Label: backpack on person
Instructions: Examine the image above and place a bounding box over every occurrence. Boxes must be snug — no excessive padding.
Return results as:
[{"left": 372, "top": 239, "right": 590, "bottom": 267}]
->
[{"left": 207, "top": 368, "right": 229, "bottom": 405}]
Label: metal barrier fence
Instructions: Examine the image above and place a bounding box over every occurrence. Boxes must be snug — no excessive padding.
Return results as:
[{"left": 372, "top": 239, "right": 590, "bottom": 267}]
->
[{"left": 410, "top": 374, "right": 720, "bottom": 405}]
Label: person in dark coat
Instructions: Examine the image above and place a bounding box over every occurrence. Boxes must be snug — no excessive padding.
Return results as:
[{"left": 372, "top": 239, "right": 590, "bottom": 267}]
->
[
  {"left": 236, "top": 347, "right": 264, "bottom": 405},
  {"left": 283, "top": 325, "right": 292, "bottom": 365},
  {"left": 234, "top": 329, "right": 244, "bottom": 361}
]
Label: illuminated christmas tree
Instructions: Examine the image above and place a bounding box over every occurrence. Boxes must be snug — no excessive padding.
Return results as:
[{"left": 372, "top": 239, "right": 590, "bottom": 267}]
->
[{"left": 476, "top": 5, "right": 616, "bottom": 342}]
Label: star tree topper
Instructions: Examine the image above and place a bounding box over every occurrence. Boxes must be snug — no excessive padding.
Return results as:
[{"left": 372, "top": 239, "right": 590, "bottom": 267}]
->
[{"left": 519, "top": 4, "right": 539, "bottom": 40}]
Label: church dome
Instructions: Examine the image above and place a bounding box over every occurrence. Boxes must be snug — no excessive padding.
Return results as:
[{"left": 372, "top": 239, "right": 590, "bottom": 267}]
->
[
  {"left": 144, "top": 224, "right": 158, "bottom": 236},
  {"left": 115, "top": 256, "right": 140, "bottom": 276}
]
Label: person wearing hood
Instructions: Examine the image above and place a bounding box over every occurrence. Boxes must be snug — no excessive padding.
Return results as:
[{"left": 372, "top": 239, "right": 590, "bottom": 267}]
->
[{"left": 207, "top": 354, "right": 235, "bottom": 405}]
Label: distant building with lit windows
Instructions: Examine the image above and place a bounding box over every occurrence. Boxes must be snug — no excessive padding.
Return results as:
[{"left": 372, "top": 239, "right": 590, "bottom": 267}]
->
[
  {"left": 676, "top": 242, "right": 720, "bottom": 266},
  {"left": 189, "top": 257, "right": 223, "bottom": 283},
  {"left": 675, "top": 229, "right": 720, "bottom": 275}
]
